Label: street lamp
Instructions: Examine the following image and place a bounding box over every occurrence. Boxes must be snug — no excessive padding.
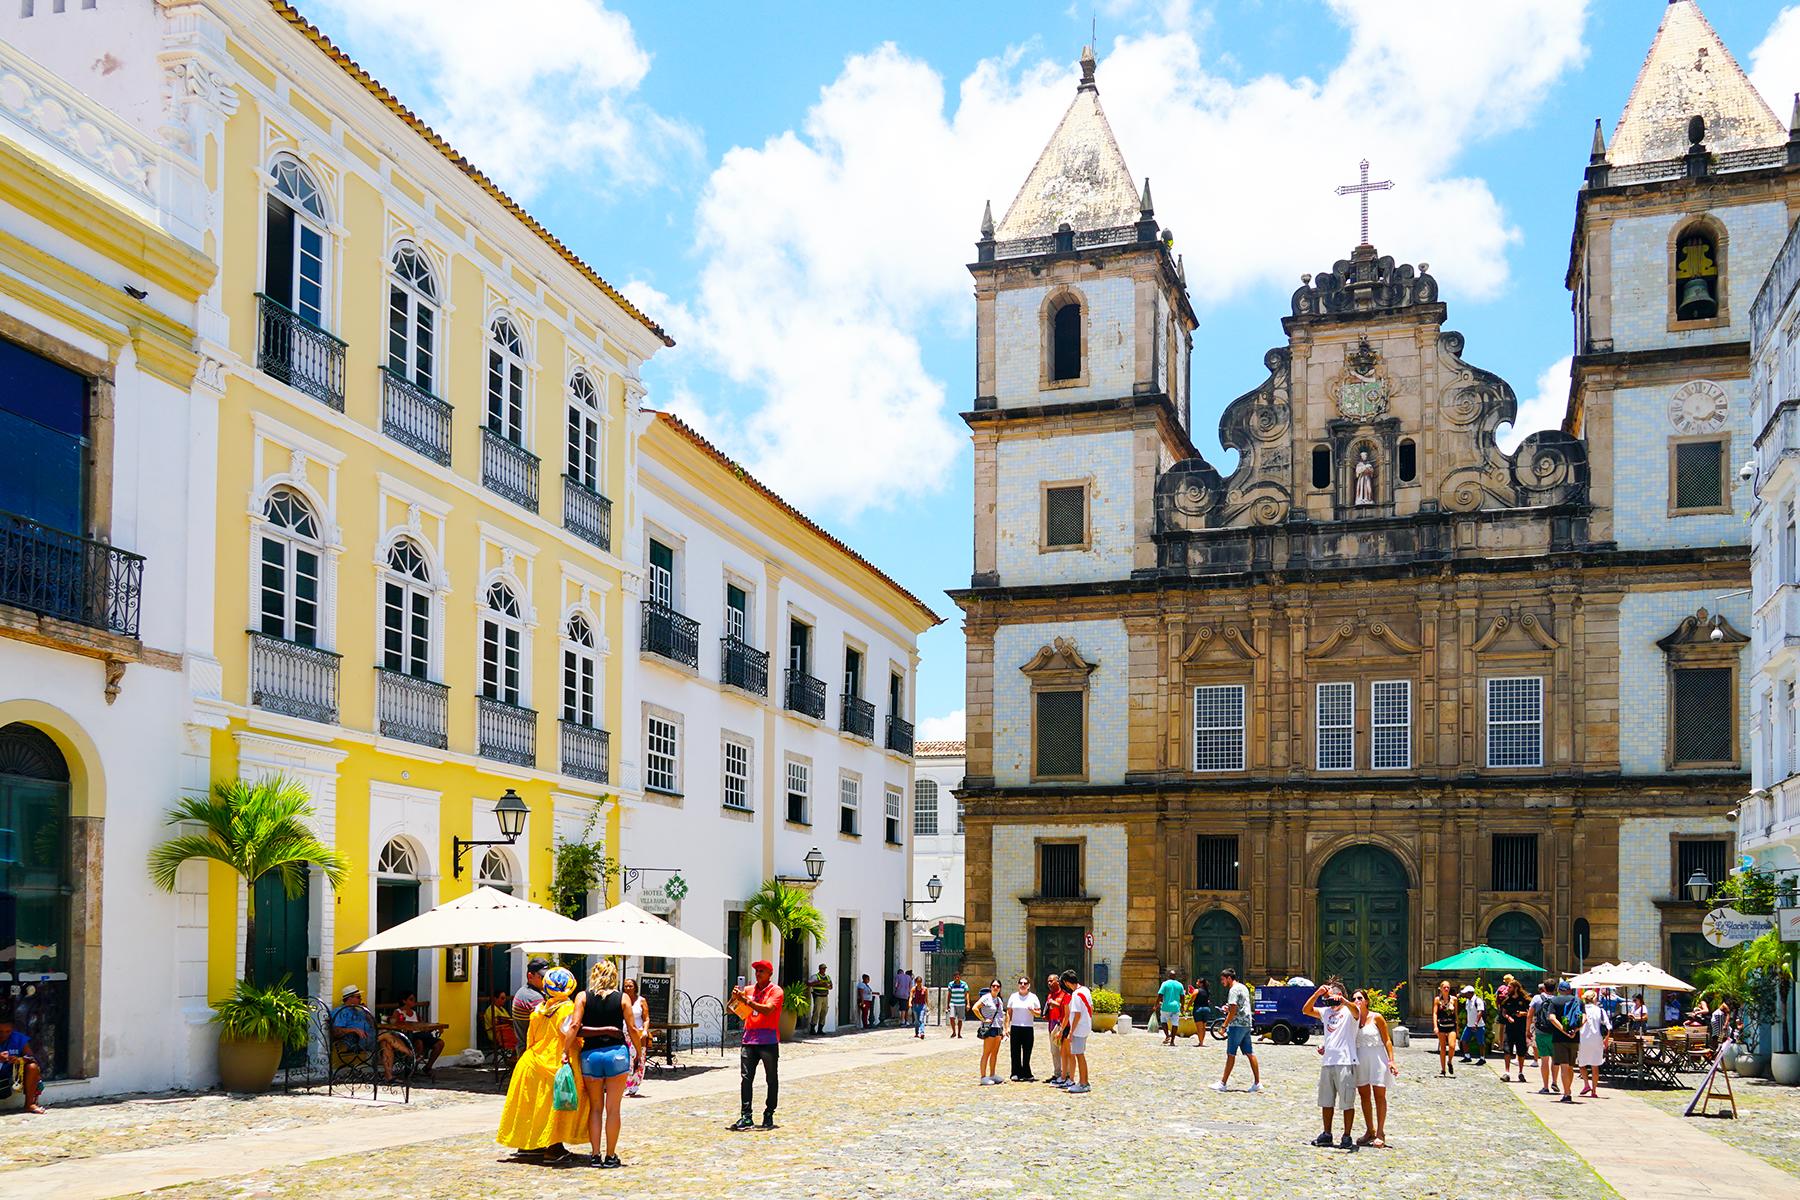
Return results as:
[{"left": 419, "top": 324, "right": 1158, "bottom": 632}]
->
[
  {"left": 902, "top": 874, "right": 943, "bottom": 922},
  {"left": 452, "top": 788, "right": 529, "bottom": 879},
  {"left": 1685, "top": 868, "right": 1713, "bottom": 905},
  {"left": 804, "top": 846, "right": 825, "bottom": 882}
]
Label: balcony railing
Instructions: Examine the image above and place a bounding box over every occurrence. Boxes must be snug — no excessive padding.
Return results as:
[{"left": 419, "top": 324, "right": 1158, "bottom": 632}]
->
[
  {"left": 785, "top": 669, "right": 826, "bottom": 721},
  {"left": 0, "top": 510, "right": 143, "bottom": 637},
  {"left": 560, "top": 720, "right": 610, "bottom": 784},
  {"left": 562, "top": 475, "right": 612, "bottom": 552},
  {"left": 375, "top": 668, "right": 448, "bottom": 749},
  {"left": 841, "top": 693, "right": 875, "bottom": 740},
  {"left": 721, "top": 635, "right": 769, "bottom": 696},
  {"left": 481, "top": 428, "right": 540, "bottom": 511},
  {"left": 381, "top": 368, "right": 453, "bottom": 466},
  {"left": 249, "top": 632, "right": 340, "bottom": 724},
  {"left": 257, "top": 294, "right": 346, "bottom": 411},
  {"left": 886, "top": 714, "right": 915, "bottom": 756},
  {"left": 641, "top": 600, "right": 699, "bottom": 668},
  {"left": 477, "top": 695, "right": 537, "bottom": 767}
]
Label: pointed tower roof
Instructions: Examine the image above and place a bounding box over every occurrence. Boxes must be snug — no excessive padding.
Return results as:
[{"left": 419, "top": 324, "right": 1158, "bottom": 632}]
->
[
  {"left": 1609, "top": 0, "right": 1785, "bottom": 167},
  {"left": 994, "top": 46, "right": 1143, "bottom": 241}
]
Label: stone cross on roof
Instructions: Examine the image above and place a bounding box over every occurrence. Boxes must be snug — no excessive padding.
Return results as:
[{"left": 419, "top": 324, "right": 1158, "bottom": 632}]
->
[{"left": 1334, "top": 159, "right": 1392, "bottom": 248}]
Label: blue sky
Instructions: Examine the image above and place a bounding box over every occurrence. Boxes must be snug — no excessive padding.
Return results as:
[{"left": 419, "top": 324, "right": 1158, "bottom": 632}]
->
[{"left": 301, "top": 1, "right": 1800, "bottom": 737}]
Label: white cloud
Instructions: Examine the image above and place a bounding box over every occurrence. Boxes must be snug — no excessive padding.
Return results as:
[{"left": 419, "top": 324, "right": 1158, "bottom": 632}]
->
[
  {"left": 917, "top": 709, "right": 966, "bottom": 742},
  {"left": 307, "top": 0, "right": 696, "bottom": 198},
  {"left": 1496, "top": 355, "right": 1572, "bottom": 454},
  {"left": 1751, "top": 6, "right": 1800, "bottom": 116},
  {"left": 661, "top": 3, "right": 1589, "bottom": 515}
]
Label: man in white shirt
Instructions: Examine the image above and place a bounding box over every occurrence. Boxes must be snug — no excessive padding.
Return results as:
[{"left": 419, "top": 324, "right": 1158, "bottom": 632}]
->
[
  {"left": 1058, "top": 968, "right": 1094, "bottom": 1094},
  {"left": 1303, "top": 981, "right": 1364, "bottom": 1151},
  {"left": 1460, "top": 985, "right": 1487, "bottom": 1065},
  {"left": 1006, "top": 977, "right": 1042, "bottom": 1080}
]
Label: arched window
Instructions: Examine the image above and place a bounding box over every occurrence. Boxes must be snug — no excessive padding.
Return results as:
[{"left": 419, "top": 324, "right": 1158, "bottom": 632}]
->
[
  {"left": 258, "top": 487, "right": 322, "bottom": 645},
  {"left": 1049, "top": 298, "right": 1082, "bottom": 382},
  {"left": 562, "top": 612, "right": 597, "bottom": 727},
  {"left": 481, "top": 580, "right": 524, "bottom": 705},
  {"left": 486, "top": 318, "right": 527, "bottom": 445},
  {"left": 380, "top": 538, "right": 433, "bottom": 678},
  {"left": 1311, "top": 445, "right": 1332, "bottom": 491},
  {"left": 376, "top": 837, "right": 417, "bottom": 878},
  {"left": 477, "top": 848, "right": 514, "bottom": 892},
  {"left": 265, "top": 155, "right": 329, "bottom": 327},
  {"left": 913, "top": 778, "right": 939, "bottom": 836},
  {"left": 1674, "top": 224, "right": 1720, "bottom": 321},
  {"left": 1398, "top": 438, "right": 1417, "bottom": 483},
  {"left": 566, "top": 372, "right": 603, "bottom": 490},
  {"left": 387, "top": 244, "right": 439, "bottom": 391}
]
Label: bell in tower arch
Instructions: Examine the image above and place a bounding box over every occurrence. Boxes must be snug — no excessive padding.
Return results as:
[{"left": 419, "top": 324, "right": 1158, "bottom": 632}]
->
[{"left": 1675, "top": 231, "right": 1719, "bottom": 321}]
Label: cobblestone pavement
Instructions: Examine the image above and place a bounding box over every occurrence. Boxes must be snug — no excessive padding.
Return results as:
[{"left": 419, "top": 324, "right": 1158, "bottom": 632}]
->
[
  {"left": 136, "top": 1033, "right": 1610, "bottom": 1200},
  {"left": 1638, "top": 1073, "right": 1800, "bottom": 1181}
]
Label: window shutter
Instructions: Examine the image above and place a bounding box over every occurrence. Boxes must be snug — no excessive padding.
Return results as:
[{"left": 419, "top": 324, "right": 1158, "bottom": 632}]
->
[
  {"left": 1673, "top": 440, "right": 1724, "bottom": 510},
  {"left": 1035, "top": 691, "right": 1084, "bottom": 777},
  {"left": 1044, "top": 486, "right": 1086, "bottom": 547},
  {"left": 1672, "top": 666, "right": 1733, "bottom": 764}
]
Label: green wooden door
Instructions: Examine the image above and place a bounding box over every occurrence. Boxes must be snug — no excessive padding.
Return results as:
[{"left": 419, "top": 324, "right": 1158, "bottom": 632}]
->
[
  {"left": 250, "top": 871, "right": 310, "bottom": 991},
  {"left": 929, "top": 922, "right": 965, "bottom": 985},
  {"left": 1317, "top": 845, "right": 1409, "bottom": 992},
  {"left": 1190, "top": 910, "right": 1244, "bottom": 986},
  {"left": 375, "top": 880, "right": 421, "bottom": 1007},
  {"left": 837, "top": 917, "right": 856, "bottom": 1027},
  {"left": 1033, "top": 925, "right": 1087, "bottom": 987},
  {"left": 1485, "top": 912, "right": 1545, "bottom": 974},
  {"left": 0, "top": 724, "right": 73, "bottom": 1080}
]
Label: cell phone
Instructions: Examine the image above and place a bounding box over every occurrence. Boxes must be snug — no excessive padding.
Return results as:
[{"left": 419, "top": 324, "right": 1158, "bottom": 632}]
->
[
  {"left": 1317, "top": 995, "right": 1340, "bottom": 1007},
  {"left": 736, "top": 975, "right": 746, "bottom": 988}
]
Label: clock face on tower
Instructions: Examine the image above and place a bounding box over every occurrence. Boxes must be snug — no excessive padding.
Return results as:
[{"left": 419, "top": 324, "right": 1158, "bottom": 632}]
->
[{"left": 1668, "top": 380, "right": 1729, "bottom": 435}]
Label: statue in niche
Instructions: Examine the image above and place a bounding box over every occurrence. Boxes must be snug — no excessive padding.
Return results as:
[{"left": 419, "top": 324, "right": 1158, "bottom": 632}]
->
[{"left": 1353, "top": 448, "right": 1376, "bottom": 506}]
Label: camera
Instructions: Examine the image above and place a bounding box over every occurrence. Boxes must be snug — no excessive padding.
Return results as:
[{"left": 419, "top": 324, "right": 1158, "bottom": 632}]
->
[{"left": 1317, "top": 995, "right": 1341, "bottom": 1007}]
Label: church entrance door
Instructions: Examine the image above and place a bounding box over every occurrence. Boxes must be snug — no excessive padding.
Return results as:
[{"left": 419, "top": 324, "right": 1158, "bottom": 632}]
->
[
  {"left": 1317, "top": 845, "right": 1408, "bottom": 992},
  {"left": 1189, "top": 910, "right": 1243, "bottom": 986}
]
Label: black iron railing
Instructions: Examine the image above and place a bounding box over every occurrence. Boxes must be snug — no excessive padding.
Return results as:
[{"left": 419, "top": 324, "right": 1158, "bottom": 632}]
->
[
  {"left": 641, "top": 600, "right": 699, "bottom": 668},
  {"left": 841, "top": 694, "right": 875, "bottom": 740},
  {"left": 0, "top": 510, "right": 143, "bottom": 637},
  {"left": 375, "top": 668, "right": 448, "bottom": 749},
  {"left": 562, "top": 475, "right": 612, "bottom": 552},
  {"left": 886, "top": 714, "right": 915, "bottom": 756},
  {"left": 477, "top": 695, "right": 537, "bottom": 767},
  {"left": 785, "top": 669, "right": 826, "bottom": 721},
  {"left": 560, "top": 720, "right": 610, "bottom": 784},
  {"left": 721, "top": 635, "right": 768, "bottom": 695},
  {"left": 257, "top": 294, "right": 346, "bottom": 410},
  {"left": 481, "top": 428, "right": 539, "bottom": 511},
  {"left": 381, "top": 368, "right": 452, "bottom": 466},
  {"left": 249, "top": 632, "right": 340, "bottom": 724}
]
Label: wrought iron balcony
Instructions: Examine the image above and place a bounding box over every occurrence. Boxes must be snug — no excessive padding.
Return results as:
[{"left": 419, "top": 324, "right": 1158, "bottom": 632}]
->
[
  {"left": 477, "top": 695, "right": 537, "bottom": 767},
  {"left": 841, "top": 693, "right": 875, "bottom": 740},
  {"left": 721, "top": 635, "right": 768, "bottom": 696},
  {"left": 0, "top": 510, "right": 143, "bottom": 637},
  {"left": 257, "top": 293, "right": 345, "bottom": 411},
  {"left": 641, "top": 600, "right": 699, "bottom": 668},
  {"left": 481, "top": 427, "right": 540, "bottom": 511},
  {"left": 785, "top": 669, "right": 826, "bottom": 721},
  {"left": 249, "top": 632, "right": 340, "bottom": 724},
  {"left": 560, "top": 720, "right": 610, "bottom": 784},
  {"left": 381, "top": 368, "right": 452, "bottom": 466},
  {"left": 886, "top": 714, "right": 915, "bottom": 756},
  {"left": 375, "top": 668, "right": 448, "bottom": 749},
  {"left": 562, "top": 475, "right": 612, "bottom": 552}
]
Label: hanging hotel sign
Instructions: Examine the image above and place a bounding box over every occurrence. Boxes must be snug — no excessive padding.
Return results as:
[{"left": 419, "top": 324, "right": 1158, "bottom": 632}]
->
[
  {"left": 1780, "top": 908, "right": 1800, "bottom": 944},
  {"left": 638, "top": 886, "right": 675, "bottom": 915},
  {"left": 1701, "top": 906, "right": 1775, "bottom": 949}
]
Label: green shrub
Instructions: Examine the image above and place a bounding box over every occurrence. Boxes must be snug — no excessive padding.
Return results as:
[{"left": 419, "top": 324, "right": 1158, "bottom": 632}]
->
[
  {"left": 212, "top": 978, "right": 311, "bottom": 1048},
  {"left": 1091, "top": 987, "right": 1123, "bottom": 1014}
]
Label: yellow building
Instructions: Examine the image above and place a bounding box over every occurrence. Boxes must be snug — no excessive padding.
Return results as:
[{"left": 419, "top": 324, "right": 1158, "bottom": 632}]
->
[{"left": 192, "top": 1, "right": 670, "bottom": 1055}]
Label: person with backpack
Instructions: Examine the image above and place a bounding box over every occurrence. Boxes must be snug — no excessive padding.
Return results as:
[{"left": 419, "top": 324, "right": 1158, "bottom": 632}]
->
[
  {"left": 1542, "top": 980, "right": 1584, "bottom": 1103},
  {"left": 1529, "top": 981, "right": 1558, "bottom": 1094}
]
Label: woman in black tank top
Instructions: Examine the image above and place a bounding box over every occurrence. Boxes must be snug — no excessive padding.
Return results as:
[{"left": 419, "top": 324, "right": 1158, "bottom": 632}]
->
[{"left": 574, "top": 959, "right": 637, "bottom": 1167}]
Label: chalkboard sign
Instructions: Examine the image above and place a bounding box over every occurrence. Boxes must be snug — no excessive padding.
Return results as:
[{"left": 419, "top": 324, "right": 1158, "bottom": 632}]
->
[{"left": 640, "top": 973, "right": 674, "bottom": 1025}]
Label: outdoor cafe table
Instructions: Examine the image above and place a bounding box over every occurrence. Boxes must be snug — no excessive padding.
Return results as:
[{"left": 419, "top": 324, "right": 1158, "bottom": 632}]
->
[
  {"left": 384, "top": 1021, "right": 449, "bottom": 1074},
  {"left": 1600, "top": 1031, "right": 1695, "bottom": 1087},
  {"left": 648, "top": 1021, "right": 697, "bottom": 1065}
]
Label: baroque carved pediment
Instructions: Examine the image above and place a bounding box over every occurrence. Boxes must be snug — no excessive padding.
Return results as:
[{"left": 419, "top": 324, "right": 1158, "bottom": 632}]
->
[
  {"left": 1657, "top": 608, "right": 1748, "bottom": 652},
  {"left": 1472, "top": 604, "right": 1560, "bottom": 655},
  {"left": 1180, "top": 624, "right": 1262, "bottom": 663},
  {"left": 1306, "top": 615, "right": 1421, "bottom": 660},
  {"left": 1021, "top": 637, "right": 1098, "bottom": 682}
]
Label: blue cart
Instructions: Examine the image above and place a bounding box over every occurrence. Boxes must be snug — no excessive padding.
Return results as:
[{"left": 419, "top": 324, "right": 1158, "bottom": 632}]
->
[{"left": 1206, "top": 985, "right": 1324, "bottom": 1045}]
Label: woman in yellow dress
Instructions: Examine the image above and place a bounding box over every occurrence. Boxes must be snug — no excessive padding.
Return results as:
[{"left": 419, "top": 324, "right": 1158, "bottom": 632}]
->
[{"left": 497, "top": 966, "right": 591, "bottom": 1161}]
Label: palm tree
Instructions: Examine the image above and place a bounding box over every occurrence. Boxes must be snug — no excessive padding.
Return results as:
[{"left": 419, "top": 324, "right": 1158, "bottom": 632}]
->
[
  {"left": 743, "top": 878, "right": 826, "bottom": 982},
  {"left": 148, "top": 776, "right": 349, "bottom": 985}
]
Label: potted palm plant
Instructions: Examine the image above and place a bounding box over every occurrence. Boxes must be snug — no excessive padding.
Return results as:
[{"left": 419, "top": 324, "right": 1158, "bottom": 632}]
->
[
  {"left": 148, "top": 776, "right": 348, "bottom": 1092},
  {"left": 742, "top": 879, "right": 826, "bottom": 1042}
]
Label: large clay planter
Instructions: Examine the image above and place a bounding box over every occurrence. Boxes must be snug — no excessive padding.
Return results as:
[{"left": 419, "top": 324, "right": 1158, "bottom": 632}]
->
[
  {"left": 1177, "top": 1018, "right": 1197, "bottom": 1038},
  {"left": 217, "top": 1035, "right": 283, "bottom": 1093},
  {"left": 778, "top": 1006, "right": 799, "bottom": 1043},
  {"left": 1092, "top": 1013, "right": 1118, "bottom": 1033},
  {"left": 1770, "top": 1052, "right": 1800, "bottom": 1086}
]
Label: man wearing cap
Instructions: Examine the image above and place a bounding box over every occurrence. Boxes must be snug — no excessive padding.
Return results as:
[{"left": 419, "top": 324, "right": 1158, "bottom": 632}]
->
[
  {"left": 330, "top": 984, "right": 409, "bottom": 1082},
  {"left": 1497, "top": 974, "right": 1530, "bottom": 1082},
  {"left": 1543, "top": 981, "right": 1584, "bottom": 1103},
  {"left": 1458, "top": 985, "right": 1487, "bottom": 1066},
  {"left": 731, "top": 959, "right": 783, "bottom": 1130},
  {"left": 512, "top": 958, "right": 549, "bottom": 1048}
]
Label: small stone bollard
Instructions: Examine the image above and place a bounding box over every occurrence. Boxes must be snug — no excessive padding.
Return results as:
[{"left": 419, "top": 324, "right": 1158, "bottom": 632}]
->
[{"left": 1115, "top": 1013, "right": 1133, "bottom": 1033}]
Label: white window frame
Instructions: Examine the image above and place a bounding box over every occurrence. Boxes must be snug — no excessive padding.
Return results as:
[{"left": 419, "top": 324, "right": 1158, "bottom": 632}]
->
[
  {"left": 387, "top": 243, "right": 439, "bottom": 392},
  {"left": 724, "top": 580, "right": 750, "bottom": 643},
  {"left": 1193, "top": 684, "right": 1246, "bottom": 772},
  {"left": 884, "top": 785, "right": 903, "bottom": 845},
  {"left": 1371, "top": 679, "right": 1412, "bottom": 770},
  {"left": 838, "top": 771, "right": 861, "bottom": 837},
  {"left": 646, "top": 536, "right": 675, "bottom": 609},
  {"left": 486, "top": 317, "right": 528, "bottom": 445},
  {"left": 913, "top": 779, "right": 939, "bottom": 836},
  {"left": 566, "top": 371, "right": 603, "bottom": 490},
  {"left": 1316, "top": 681, "right": 1354, "bottom": 771},
  {"left": 480, "top": 580, "right": 527, "bottom": 706},
  {"left": 722, "top": 734, "right": 753, "bottom": 812},
  {"left": 266, "top": 154, "right": 330, "bottom": 329},
  {"left": 785, "top": 757, "right": 810, "bottom": 825},
  {"left": 379, "top": 536, "right": 435, "bottom": 679},
  {"left": 645, "top": 711, "right": 680, "bottom": 795},
  {"left": 1486, "top": 676, "right": 1544, "bottom": 769},
  {"left": 258, "top": 486, "right": 324, "bottom": 646},
  {"left": 561, "top": 612, "right": 598, "bottom": 727}
]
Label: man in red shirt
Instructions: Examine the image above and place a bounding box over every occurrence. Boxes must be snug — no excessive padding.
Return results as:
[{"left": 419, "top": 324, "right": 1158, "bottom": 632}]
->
[{"left": 731, "top": 959, "right": 784, "bottom": 1130}]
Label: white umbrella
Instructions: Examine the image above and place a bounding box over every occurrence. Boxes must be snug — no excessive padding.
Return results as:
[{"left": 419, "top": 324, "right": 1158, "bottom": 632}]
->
[
  {"left": 522, "top": 900, "right": 727, "bottom": 960},
  {"left": 1566, "top": 961, "right": 1695, "bottom": 992},
  {"left": 339, "top": 886, "right": 622, "bottom": 953}
]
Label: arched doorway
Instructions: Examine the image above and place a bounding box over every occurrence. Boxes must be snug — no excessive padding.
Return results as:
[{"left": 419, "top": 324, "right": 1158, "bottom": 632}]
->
[
  {"left": 1486, "top": 912, "right": 1545, "bottom": 974},
  {"left": 1190, "top": 910, "right": 1244, "bottom": 986},
  {"left": 0, "top": 723, "right": 71, "bottom": 1079},
  {"left": 475, "top": 849, "right": 514, "bottom": 1010},
  {"left": 374, "top": 838, "right": 422, "bottom": 1010},
  {"left": 1317, "top": 844, "right": 1409, "bottom": 992}
]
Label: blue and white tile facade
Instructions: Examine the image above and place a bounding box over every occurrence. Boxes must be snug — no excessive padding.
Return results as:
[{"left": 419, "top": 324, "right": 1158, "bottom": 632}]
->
[
  {"left": 994, "top": 276, "right": 1136, "bottom": 407},
  {"left": 1610, "top": 377, "right": 1755, "bottom": 550},
  {"left": 1617, "top": 588, "right": 1752, "bottom": 775},
  {"left": 1608, "top": 202, "right": 1788, "bottom": 353},
  {"left": 992, "top": 618, "right": 1128, "bottom": 787},
  {"left": 990, "top": 821, "right": 1128, "bottom": 980},
  {"left": 995, "top": 430, "right": 1136, "bottom": 586}
]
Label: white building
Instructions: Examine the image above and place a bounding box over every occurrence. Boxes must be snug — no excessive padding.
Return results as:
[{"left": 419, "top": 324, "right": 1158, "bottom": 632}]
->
[
  {"left": 909, "top": 742, "right": 966, "bottom": 982},
  {"left": 623, "top": 410, "right": 940, "bottom": 1031}
]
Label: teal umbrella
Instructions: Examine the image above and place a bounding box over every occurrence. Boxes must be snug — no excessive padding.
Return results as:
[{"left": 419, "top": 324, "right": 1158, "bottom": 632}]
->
[{"left": 1421, "top": 944, "right": 1545, "bottom": 974}]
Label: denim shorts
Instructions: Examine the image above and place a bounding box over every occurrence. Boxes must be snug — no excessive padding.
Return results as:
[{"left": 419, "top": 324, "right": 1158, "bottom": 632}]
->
[
  {"left": 1224, "top": 1025, "right": 1255, "bottom": 1057},
  {"left": 581, "top": 1044, "right": 632, "bottom": 1079}
]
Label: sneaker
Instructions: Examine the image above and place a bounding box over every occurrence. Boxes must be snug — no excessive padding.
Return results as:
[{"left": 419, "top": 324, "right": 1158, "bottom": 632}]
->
[
  {"left": 1211, "top": 1081, "right": 1230, "bottom": 1092},
  {"left": 728, "top": 1115, "right": 755, "bottom": 1131},
  {"left": 1339, "top": 1134, "right": 1357, "bottom": 1152},
  {"left": 760, "top": 1113, "right": 775, "bottom": 1130},
  {"left": 1559, "top": 1095, "right": 1576, "bottom": 1104},
  {"left": 1067, "top": 1083, "right": 1090, "bottom": 1094},
  {"left": 1247, "top": 1082, "right": 1264, "bottom": 1093},
  {"left": 1310, "top": 1133, "right": 1335, "bottom": 1148},
  {"left": 1537, "top": 1087, "right": 1552, "bottom": 1095}
]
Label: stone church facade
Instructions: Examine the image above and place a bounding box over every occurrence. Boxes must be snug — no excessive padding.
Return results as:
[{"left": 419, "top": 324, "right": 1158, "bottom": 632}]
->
[{"left": 955, "top": 4, "right": 1790, "bottom": 1017}]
